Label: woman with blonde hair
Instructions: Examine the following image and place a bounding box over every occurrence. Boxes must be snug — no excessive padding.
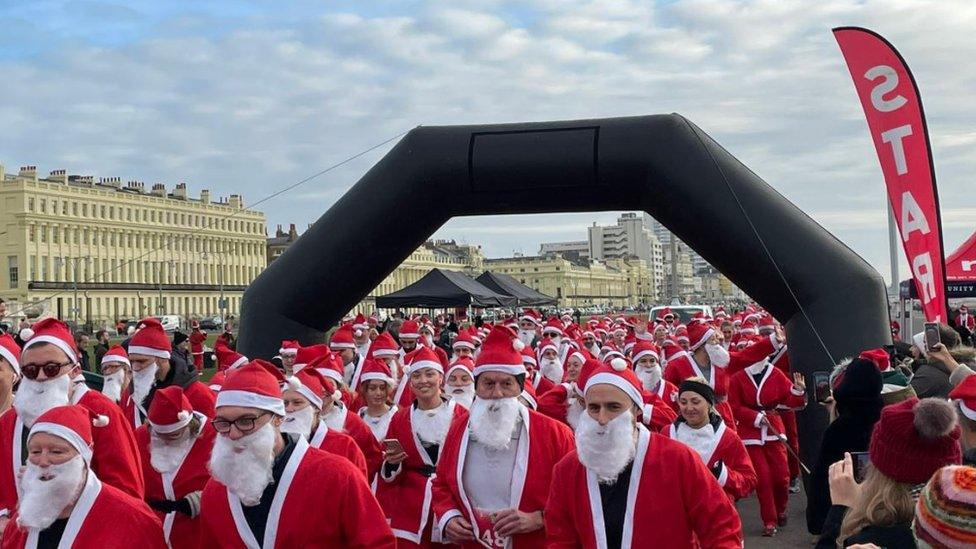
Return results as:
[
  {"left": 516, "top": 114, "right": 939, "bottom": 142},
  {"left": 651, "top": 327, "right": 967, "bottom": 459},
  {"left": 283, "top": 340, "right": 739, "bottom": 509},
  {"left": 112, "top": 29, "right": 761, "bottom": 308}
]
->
[{"left": 816, "top": 398, "right": 961, "bottom": 548}]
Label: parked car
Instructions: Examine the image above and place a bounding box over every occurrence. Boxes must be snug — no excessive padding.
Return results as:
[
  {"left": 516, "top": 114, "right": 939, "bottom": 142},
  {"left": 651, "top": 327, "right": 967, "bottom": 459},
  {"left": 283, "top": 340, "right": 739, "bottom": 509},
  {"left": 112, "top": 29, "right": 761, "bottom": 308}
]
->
[
  {"left": 198, "top": 315, "right": 223, "bottom": 331},
  {"left": 649, "top": 304, "right": 714, "bottom": 324}
]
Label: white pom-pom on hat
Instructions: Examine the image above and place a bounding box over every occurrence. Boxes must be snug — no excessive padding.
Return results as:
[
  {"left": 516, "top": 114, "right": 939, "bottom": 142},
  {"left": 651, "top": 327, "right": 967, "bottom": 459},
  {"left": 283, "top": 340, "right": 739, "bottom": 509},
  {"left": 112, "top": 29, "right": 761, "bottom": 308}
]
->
[
  {"left": 332, "top": 390, "right": 342, "bottom": 402},
  {"left": 92, "top": 415, "right": 109, "bottom": 427},
  {"left": 512, "top": 338, "right": 525, "bottom": 351},
  {"left": 19, "top": 328, "right": 34, "bottom": 341},
  {"left": 177, "top": 410, "right": 191, "bottom": 422},
  {"left": 611, "top": 357, "right": 628, "bottom": 372}
]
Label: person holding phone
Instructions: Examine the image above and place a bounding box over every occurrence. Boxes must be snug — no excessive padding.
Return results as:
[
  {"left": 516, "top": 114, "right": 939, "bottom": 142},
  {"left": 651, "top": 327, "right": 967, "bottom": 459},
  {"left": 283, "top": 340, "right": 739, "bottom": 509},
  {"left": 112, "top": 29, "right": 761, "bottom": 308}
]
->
[{"left": 375, "top": 346, "right": 467, "bottom": 548}]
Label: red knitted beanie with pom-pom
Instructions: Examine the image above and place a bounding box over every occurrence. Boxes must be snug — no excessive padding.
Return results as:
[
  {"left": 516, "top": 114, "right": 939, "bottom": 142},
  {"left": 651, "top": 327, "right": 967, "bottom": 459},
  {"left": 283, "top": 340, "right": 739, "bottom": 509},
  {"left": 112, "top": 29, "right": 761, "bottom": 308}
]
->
[{"left": 869, "top": 397, "right": 961, "bottom": 485}]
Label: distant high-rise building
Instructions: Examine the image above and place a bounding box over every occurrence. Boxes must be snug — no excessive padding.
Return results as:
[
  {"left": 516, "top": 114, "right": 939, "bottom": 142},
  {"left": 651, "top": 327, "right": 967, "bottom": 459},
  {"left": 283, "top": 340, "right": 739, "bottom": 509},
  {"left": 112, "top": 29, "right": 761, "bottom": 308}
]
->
[{"left": 586, "top": 213, "right": 663, "bottom": 302}]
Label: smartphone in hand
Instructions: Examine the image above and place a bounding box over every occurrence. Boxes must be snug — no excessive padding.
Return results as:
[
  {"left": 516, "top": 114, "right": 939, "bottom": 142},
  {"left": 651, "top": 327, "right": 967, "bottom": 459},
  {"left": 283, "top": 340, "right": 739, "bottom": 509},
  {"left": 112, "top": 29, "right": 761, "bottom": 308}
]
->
[
  {"left": 811, "top": 371, "right": 831, "bottom": 403},
  {"left": 924, "top": 322, "right": 941, "bottom": 352},
  {"left": 850, "top": 451, "right": 871, "bottom": 483},
  {"left": 382, "top": 438, "right": 404, "bottom": 456}
]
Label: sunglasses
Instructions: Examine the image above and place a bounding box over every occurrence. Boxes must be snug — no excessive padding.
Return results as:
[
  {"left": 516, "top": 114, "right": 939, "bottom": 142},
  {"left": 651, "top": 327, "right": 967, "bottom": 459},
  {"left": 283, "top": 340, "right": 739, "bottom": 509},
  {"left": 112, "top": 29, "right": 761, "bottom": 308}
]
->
[
  {"left": 21, "top": 361, "right": 74, "bottom": 380},
  {"left": 212, "top": 411, "right": 271, "bottom": 434}
]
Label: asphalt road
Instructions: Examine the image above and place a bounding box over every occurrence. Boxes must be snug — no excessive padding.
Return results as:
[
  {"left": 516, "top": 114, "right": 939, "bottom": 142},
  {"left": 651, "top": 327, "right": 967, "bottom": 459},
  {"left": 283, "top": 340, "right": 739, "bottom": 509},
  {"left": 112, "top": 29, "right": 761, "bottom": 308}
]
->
[{"left": 739, "top": 486, "right": 814, "bottom": 547}]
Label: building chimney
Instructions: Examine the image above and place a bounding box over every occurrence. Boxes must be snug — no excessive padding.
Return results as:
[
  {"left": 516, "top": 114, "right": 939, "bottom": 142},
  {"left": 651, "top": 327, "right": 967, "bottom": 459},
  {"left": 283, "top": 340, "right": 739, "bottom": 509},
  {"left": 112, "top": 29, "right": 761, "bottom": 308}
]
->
[
  {"left": 99, "top": 176, "right": 121, "bottom": 189},
  {"left": 151, "top": 183, "right": 166, "bottom": 197},
  {"left": 127, "top": 180, "right": 146, "bottom": 193},
  {"left": 200, "top": 189, "right": 211, "bottom": 204},
  {"left": 173, "top": 182, "right": 187, "bottom": 200},
  {"left": 276, "top": 224, "right": 284, "bottom": 237},
  {"left": 289, "top": 223, "right": 297, "bottom": 239},
  {"left": 229, "top": 194, "right": 242, "bottom": 209},
  {"left": 70, "top": 175, "right": 95, "bottom": 187},
  {"left": 18, "top": 166, "right": 37, "bottom": 182}
]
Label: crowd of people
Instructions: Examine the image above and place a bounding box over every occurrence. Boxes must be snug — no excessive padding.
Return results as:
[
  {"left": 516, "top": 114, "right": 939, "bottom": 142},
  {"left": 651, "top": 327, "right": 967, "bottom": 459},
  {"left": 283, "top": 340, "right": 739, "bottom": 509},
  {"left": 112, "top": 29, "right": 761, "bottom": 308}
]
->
[{"left": 0, "top": 305, "right": 975, "bottom": 547}]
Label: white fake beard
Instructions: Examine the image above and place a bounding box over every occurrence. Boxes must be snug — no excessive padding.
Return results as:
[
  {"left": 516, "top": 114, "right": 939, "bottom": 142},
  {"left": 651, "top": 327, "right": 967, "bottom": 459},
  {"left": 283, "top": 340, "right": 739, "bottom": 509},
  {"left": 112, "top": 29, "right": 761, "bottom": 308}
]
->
[
  {"left": 209, "top": 422, "right": 276, "bottom": 506},
  {"left": 635, "top": 365, "right": 662, "bottom": 392},
  {"left": 448, "top": 384, "right": 475, "bottom": 408},
  {"left": 322, "top": 405, "right": 346, "bottom": 431},
  {"left": 17, "top": 455, "right": 86, "bottom": 530},
  {"left": 132, "top": 363, "right": 159, "bottom": 403},
  {"left": 540, "top": 358, "right": 564, "bottom": 384},
  {"left": 576, "top": 410, "right": 638, "bottom": 484},
  {"left": 280, "top": 406, "right": 316, "bottom": 437},
  {"left": 517, "top": 330, "right": 535, "bottom": 346},
  {"left": 101, "top": 370, "right": 125, "bottom": 402},
  {"left": 150, "top": 429, "right": 196, "bottom": 474},
  {"left": 468, "top": 396, "right": 521, "bottom": 450},
  {"left": 14, "top": 376, "right": 71, "bottom": 427},
  {"left": 587, "top": 344, "right": 601, "bottom": 356},
  {"left": 705, "top": 344, "right": 730, "bottom": 368},
  {"left": 414, "top": 404, "right": 454, "bottom": 445},
  {"left": 566, "top": 397, "right": 585, "bottom": 430}
]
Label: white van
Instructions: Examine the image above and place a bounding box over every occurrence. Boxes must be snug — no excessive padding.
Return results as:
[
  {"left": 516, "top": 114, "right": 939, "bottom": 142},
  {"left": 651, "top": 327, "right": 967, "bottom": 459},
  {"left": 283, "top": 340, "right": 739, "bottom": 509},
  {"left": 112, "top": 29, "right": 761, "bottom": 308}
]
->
[
  {"left": 154, "top": 315, "right": 183, "bottom": 332},
  {"left": 648, "top": 305, "right": 714, "bottom": 324}
]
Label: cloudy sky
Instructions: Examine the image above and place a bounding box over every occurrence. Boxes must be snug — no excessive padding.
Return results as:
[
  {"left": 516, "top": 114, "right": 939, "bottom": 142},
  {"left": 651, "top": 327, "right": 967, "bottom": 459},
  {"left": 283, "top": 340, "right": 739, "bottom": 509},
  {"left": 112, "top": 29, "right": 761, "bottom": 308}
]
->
[{"left": 2, "top": 0, "right": 975, "bottom": 285}]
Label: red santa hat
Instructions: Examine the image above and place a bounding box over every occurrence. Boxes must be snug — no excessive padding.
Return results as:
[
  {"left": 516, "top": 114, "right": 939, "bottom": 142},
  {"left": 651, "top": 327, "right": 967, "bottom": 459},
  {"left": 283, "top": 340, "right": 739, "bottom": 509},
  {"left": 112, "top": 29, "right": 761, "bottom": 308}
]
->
[
  {"left": 352, "top": 313, "right": 369, "bottom": 333},
  {"left": 686, "top": 321, "right": 715, "bottom": 351},
  {"left": 631, "top": 340, "right": 661, "bottom": 364},
  {"left": 369, "top": 332, "right": 400, "bottom": 359},
  {"left": 518, "top": 309, "right": 541, "bottom": 326},
  {"left": 308, "top": 352, "right": 344, "bottom": 386},
  {"left": 30, "top": 405, "right": 108, "bottom": 463},
  {"left": 542, "top": 318, "right": 564, "bottom": 337},
  {"left": 399, "top": 320, "right": 421, "bottom": 340},
  {"left": 759, "top": 314, "right": 777, "bottom": 330},
  {"left": 452, "top": 331, "right": 477, "bottom": 351},
  {"left": 283, "top": 368, "right": 340, "bottom": 410},
  {"left": 329, "top": 324, "right": 356, "bottom": 351},
  {"left": 357, "top": 359, "right": 395, "bottom": 389},
  {"left": 215, "top": 343, "right": 248, "bottom": 372},
  {"left": 950, "top": 376, "right": 976, "bottom": 421},
  {"left": 520, "top": 346, "right": 537, "bottom": 368},
  {"left": 216, "top": 360, "right": 286, "bottom": 416},
  {"left": 100, "top": 345, "right": 129, "bottom": 368},
  {"left": 279, "top": 340, "right": 300, "bottom": 356},
  {"left": 127, "top": 318, "right": 171, "bottom": 360},
  {"left": 537, "top": 337, "right": 558, "bottom": 357},
  {"left": 656, "top": 307, "right": 675, "bottom": 322},
  {"left": 859, "top": 348, "right": 891, "bottom": 372},
  {"left": 584, "top": 358, "right": 645, "bottom": 409},
  {"left": 663, "top": 341, "right": 688, "bottom": 363},
  {"left": 714, "top": 307, "right": 728, "bottom": 319},
  {"left": 521, "top": 382, "right": 538, "bottom": 410},
  {"left": 293, "top": 343, "right": 330, "bottom": 372},
  {"left": 474, "top": 325, "right": 526, "bottom": 378},
  {"left": 406, "top": 346, "right": 443, "bottom": 375},
  {"left": 446, "top": 357, "right": 474, "bottom": 380},
  {"left": 0, "top": 333, "right": 21, "bottom": 375},
  {"left": 21, "top": 317, "right": 79, "bottom": 363},
  {"left": 148, "top": 386, "right": 195, "bottom": 434}
]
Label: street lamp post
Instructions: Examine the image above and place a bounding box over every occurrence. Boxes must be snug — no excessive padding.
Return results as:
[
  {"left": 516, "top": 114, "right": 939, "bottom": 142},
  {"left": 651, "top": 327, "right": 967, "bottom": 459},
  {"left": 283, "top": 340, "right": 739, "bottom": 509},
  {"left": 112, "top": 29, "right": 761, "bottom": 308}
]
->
[
  {"left": 157, "top": 260, "right": 175, "bottom": 315},
  {"left": 202, "top": 252, "right": 225, "bottom": 321},
  {"left": 55, "top": 257, "right": 90, "bottom": 327}
]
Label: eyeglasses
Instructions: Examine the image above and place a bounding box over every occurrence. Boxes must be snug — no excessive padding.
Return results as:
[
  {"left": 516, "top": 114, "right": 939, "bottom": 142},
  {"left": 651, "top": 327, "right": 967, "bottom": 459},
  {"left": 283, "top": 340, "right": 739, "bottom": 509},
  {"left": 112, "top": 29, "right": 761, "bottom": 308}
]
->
[
  {"left": 21, "top": 361, "right": 74, "bottom": 380},
  {"left": 212, "top": 412, "right": 270, "bottom": 434}
]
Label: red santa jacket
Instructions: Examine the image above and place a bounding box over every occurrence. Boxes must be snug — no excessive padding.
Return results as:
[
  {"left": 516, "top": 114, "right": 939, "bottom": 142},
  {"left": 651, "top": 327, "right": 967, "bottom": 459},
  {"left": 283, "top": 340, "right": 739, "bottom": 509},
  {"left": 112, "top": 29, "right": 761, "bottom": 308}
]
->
[
  {"left": 309, "top": 421, "right": 368, "bottom": 480},
  {"left": 641, "top": 392, "right": 678, "bottom": 432},
  {"left": 331, "top": 404, "right": 383, "bottom": 481},
  {"left": 651, "top": 378, "right": 680, "bottom": 414},
  {"left": 544, "top": 427, "right": 743, "bottom": 549},
  {"left": 124, "top": 380, "right": 216, "bottom": 429},
  {"left": 725, "top": 334, "right": 779, "bottom": 375},
  {"left": 197, "top": 436, "right": 395, "bottom": 548},
  {"left": 662, "top": 419, "right": 757, "bottom": 501},
  {"left": 536, "top": 383, "right": 572, "bottom": 425},
  {"left": 0, "top": 387, "right": 144, "bottom": 518},
  {"left": 135, "top": 414, "right": 214, "bottom": 549},
  {"left": 529, "top": 371, "right": 556, "bottom": 397},
  {"left": 376, "top": 401, "right": 468, "bottom": 545},
  {"left": 189, "top": 330, "right": 207, "bottom": 368},
  {"left": 431, "top": 406, "right": 575, "bottom": 548},
  {"left": 957, "top": 313, "right": 976, "bottom": 331},
  {"left": 728, "top": 364, "right": 807, "bottom": 446},
  {"left": 664, "top": 355, "right": 737, "bottom": 431},
  {"left": 2, "top": 474, "right": 165, "bottom": 549}
]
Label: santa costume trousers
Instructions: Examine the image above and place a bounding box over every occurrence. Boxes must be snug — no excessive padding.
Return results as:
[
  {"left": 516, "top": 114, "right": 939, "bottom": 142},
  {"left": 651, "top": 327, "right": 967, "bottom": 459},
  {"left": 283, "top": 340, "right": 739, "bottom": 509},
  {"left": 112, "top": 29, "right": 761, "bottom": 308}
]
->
[
  {"left": 781, "top": 410, "right": 800, "bottom": 479},
  {"left": 746, "top": 443, "right": 790, "bottom": 526}
]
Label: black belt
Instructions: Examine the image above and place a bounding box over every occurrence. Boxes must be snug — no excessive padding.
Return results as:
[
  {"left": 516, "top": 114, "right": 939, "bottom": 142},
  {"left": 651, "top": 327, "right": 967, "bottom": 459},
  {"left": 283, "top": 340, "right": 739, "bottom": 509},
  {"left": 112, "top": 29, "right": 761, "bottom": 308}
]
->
[{"left": 420, "top": 464, "right": 437, "bottom": 477}]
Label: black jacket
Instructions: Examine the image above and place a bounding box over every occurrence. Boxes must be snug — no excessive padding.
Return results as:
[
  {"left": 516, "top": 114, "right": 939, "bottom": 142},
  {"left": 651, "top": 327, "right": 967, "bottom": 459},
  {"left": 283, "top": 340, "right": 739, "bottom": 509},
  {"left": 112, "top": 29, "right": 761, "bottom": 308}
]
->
[
  {"left": 806, "top": 398, "right": 884, "bottom": 535},
  {"left": 911, "top": 346, "right": 976, "bottom": 399},
  {"left": 140, "top": 349, "right": 200, "bottom": 412},
  {"left": 816, "top": 506, "right": 917, "bottom": 549}
]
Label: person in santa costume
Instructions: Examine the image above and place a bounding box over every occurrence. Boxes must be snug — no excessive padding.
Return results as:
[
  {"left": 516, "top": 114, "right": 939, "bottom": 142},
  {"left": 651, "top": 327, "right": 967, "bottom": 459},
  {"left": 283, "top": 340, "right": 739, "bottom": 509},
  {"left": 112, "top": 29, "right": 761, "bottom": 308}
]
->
[
  {"left": 536, "top": 350, "right": 596, "bottom": 428},
  {"left": 357, "top": 359, "right": 398, "bottom": 442},
  {"left": 331, "top": 323, "right": 367, "bottom": 391},
  {"left": 134, "top": 385, "right": 215, "bottom": 548},
  {"left": 127, "top": 318, "right": 215, "bottom": 427},
  {"left": 0, "top": 335, "right": 17, "bottom": 418},
  {"left": 369, "top": 331, "right": 402, "bottom": 385},
  {"left": 209, "top": 343, "right": 249, "bottom": 393},
  {"left": 445, "top": 358, "right": 475, "bottom": 409},
  {"left": 280, "top": 368, "right": 368, "bottom": 479},
  {"left": 351, "top": 314, "right": 373, "bottom": 358},
  {"left": 536, "top": 337, "right": 565, "bottom": 386},
  {"left": 522, "top": 346, "right": 555, "bottom": 397},
  {"left": 662, "top": 378, "right": 756, "bottom": 502},
  {"left": 1, "top": 405, "right": 166, "bottom": 548},
  {"left": 398, "top": 320, "right": 424, "bottom": 355},
  {"left": 419, "top": 323, "right": 450, "bottom": 368},
  {"left": 663, "top": 321, "right": 740, "bottom": 430},
  {"left": 305, "top": 354, "right": 383, "bottom": 480},
  {"left": 544, "top": 359, "right": 742, "bottom": 548},
  {"left": 99, "top": 345, "right": 131, "bottom": 406},
  {"left": 376, "top": 346, "right": 468, "bottom": 547},
  {"left": 957, "top": 305, "right": 976, "bottom": 332},
  {"left": 433, "top": 325, "right": 575, "bottom": 548},
  {"left": 631, "top": 340, "right": 678, "bottom": 414},
  {"left": 0, "top": 318, "right": 144, "bottom": 528},
  {"left": 197, "top": 359, "right": 395, "bottom": 548},
  {"left": 728, "top": 353, "right": 807, "bottom": 536},
  {"left": 189, "top": 321, "right": 207, "bottom": 372},
  {"left": 451, "top": 331, "right": 477, "bottom": 362},
  {"left": 278, "top": 340, "right": 300, "bottom": 375}
]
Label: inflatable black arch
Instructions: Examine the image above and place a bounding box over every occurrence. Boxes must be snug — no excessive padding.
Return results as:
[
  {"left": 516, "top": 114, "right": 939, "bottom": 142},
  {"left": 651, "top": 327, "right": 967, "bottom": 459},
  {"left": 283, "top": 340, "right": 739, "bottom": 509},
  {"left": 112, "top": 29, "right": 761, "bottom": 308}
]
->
[{"left": 239, "top": 114, "right": 889, "bottom": 465}]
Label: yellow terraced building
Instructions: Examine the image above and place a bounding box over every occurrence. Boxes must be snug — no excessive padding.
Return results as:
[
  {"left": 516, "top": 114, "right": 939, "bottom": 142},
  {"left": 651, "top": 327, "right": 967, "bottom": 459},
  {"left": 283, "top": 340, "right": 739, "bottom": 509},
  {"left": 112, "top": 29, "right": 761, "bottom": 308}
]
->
[{"left": 0, "top": 163, "right": 266, "bottom": 329}]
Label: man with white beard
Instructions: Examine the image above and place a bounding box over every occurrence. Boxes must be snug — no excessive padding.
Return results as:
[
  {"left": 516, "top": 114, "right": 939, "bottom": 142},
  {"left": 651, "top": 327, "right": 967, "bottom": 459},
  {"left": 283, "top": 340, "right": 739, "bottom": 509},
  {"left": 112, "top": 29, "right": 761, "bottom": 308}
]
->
[
  {"left": 631, "top": 340, "right": 679, "bottom": 414},
  {"left": 0, "top": 318, "right": 144, "bottom": 529},
  {"left": 536, "top": 338, "right": 565, "bottom": 385},
  {"left": 356, "top": 359, "right": 399, "bottom": 442},
  {"left": 536, "top": 350, "right": 595, "bottom": 429},
  {"left": 376, "top": 346, "right": 468, "bottom": 547},
  {"left": 0, "top": 334, "right": 21, "bottom": 417},
  {"left": 445, "top": 358, "right": 476, "bottom": 409},
  {"left": 352, "top": 313, "right": 373, "bottom": 359},
  {"left": 1, "top": 405, "right": 165, "bottom": 547},
  {"left": 134, "top": 385, "right": 215, "bottom": 548},
  {"left": 99, "top": 345, "right": 131, "bottom": 405},
  {"left": 433, "top": 325, "right": 574, "bottom": 548},
  {"left": 516, "top": 311, "right": 540, "bottom": 349},
  {"left": 197, "top": 359, "right": 395, "bottom": 547},
  {"left": 127, "top": 318, "right": 215, "bottom": 427},
  {"left": 544, "top": 361, "right": 743, "bottom": 548},
  {"left": 581, "top": 330, "right": 601, "bottom": 357},
  {"left": 280, "top": 368, "right": 368, "bottom": 479},
  {"left": 451, "top": 330, "right": 478, "bottom": 362}
]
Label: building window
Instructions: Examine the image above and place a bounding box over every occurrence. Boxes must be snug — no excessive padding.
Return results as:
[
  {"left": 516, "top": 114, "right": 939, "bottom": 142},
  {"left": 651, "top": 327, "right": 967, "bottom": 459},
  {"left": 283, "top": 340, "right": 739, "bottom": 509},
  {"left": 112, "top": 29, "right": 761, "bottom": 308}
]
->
[
  {"left": 8, "top": 256, "right": 18, "bottom": 288},
  {"left": 72, "top": 202, "right": 78, "bottom": 216},
  {"left": 40, "top": 226, "right": 47, "bottom": 243},
  {"left": 101, "top": 205, "right": 106, "bottom": 218},
  {"left": 28, "top": 226, "right": 35, "bottom": 242},
  {"left": 41, "top": 256, "right": 48, "bottom": 281},
  {"left": 40, "top": 199, "right": 46, "bottom": 213},
  {"left": 82, "top": 204, "right": 88, "bottom": 217},
  {"left": 28, "top": 198, "right": 35, "bottom": 211},
  {"left": 52, "top": 226, "right": 59, "bottom": 244}
]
